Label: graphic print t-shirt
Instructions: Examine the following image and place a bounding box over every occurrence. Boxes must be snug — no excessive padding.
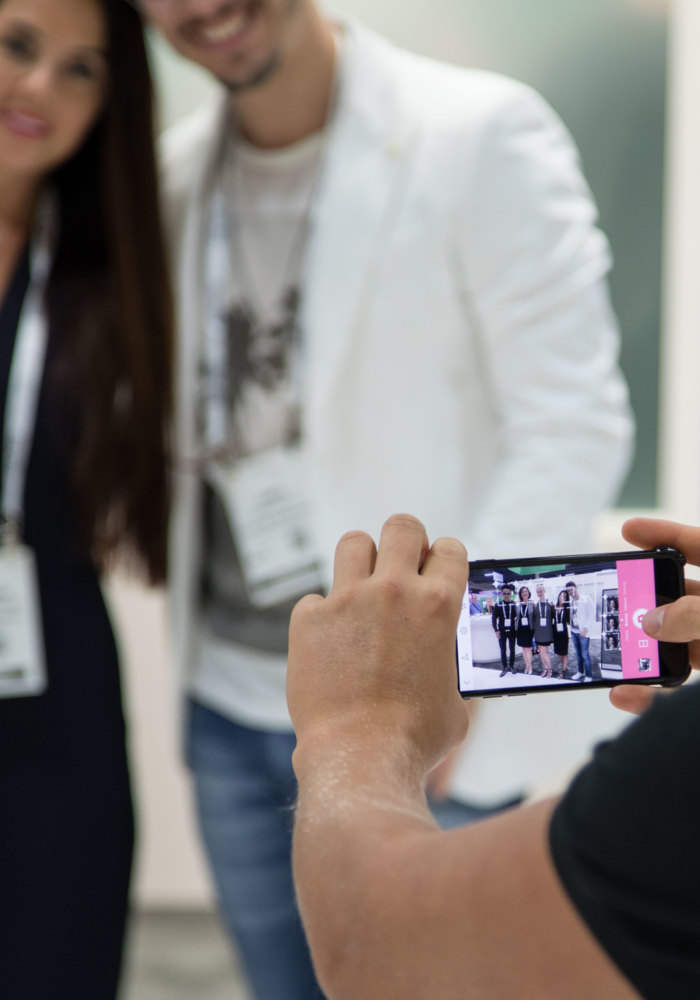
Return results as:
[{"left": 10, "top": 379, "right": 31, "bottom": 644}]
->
[{"left": 199, "top": 130, "right": 326, "bottom": 655}]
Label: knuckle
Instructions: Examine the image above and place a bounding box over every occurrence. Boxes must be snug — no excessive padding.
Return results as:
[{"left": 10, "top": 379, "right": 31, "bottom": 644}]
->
[
  {"left": 337, "top": 528, "right": 371, "bottom": 547},
  {"left": 424, "top": 581, "right": 457, "bottom": 615},
  {"left": 384, "top": 512, "right": 425, "bottom": 532},
  {"left": 290, "top": 593, "right": 323, "bottom": 629},
  {"left": 374, "top": 576, "right": 406, "bottom": 605},
  {"left": 433, "top": 536, "right": 468, "bottom": 562},
  {"left": 330, "top": 582, "right": 363, "bottom": 614}
]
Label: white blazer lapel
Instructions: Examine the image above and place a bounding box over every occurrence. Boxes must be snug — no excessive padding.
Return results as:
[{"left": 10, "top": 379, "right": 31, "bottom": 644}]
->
[
  {"left": 175, "top": 94, "right": 229, "bottom": 458},
  {"left": 300, "top": 23, "right": 414, "bottom": 429}
]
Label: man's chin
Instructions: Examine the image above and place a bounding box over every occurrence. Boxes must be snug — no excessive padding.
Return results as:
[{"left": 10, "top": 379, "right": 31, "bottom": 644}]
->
[{"left": 219, "top": 51, "right": 282, "bottom": 93}]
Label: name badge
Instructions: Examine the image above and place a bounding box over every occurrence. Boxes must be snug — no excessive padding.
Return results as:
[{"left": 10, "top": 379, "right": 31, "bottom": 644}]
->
[
  {"left": 0, "top": 544, "right": 46, "bottom": 698},
  {"left": 521, "top": 616, "right": 529, "bottom": 626},
  {"left": 540, "top": 616, "right": 547, "bottom": 627},
  {"left": 207, "top": 445, "right": 324, "bottom": 608},
  {"left": 503, "top": 618, "right": 511, "bottom": 628},
  {"left": 556, "top": 622, "right": 564, "bottom": 632}
]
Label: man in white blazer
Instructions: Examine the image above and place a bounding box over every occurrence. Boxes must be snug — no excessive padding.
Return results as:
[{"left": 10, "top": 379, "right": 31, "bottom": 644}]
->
[{"left": 141, "top": 1, "right": 634, "bottom": 996}]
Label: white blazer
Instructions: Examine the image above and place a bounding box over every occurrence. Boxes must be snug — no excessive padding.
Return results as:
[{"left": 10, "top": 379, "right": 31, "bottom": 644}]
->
[{"left": 162, "top": 22, "right": 634, "bottom": 799}]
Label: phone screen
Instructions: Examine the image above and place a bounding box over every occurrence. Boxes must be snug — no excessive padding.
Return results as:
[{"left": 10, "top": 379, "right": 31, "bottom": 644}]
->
[{"left": 457, "top": 551, "right": 686, "bottom": 697}]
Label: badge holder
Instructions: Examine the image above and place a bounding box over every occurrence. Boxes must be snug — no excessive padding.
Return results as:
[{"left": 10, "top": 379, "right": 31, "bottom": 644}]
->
[
  {"left": 0, "top": 517, "right": 47, "bottom": 698},
  {"left": 207, "top": 445, "right": 325, "bottom": 608},
  {"left": 0, "top": 195, "right": 53, "bottom": 698}
]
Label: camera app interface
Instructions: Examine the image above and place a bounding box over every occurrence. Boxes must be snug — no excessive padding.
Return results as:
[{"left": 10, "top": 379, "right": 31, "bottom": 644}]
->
[{"left": 457, "top": 556, "right": 660, "bottom": 694}]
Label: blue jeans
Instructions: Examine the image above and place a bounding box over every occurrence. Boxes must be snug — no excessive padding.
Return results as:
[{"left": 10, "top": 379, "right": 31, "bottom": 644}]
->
[
  {"left": 187, "top": 701, "right": 325, "bottom": 1000},
  {"left": 571, "top": 632, "right": 592, "bottom": 678}
]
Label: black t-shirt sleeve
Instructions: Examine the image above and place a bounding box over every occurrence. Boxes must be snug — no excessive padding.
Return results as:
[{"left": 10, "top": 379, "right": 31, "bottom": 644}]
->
[{"left": 549, "top": 682, "right": 700, "bottom": 1000}]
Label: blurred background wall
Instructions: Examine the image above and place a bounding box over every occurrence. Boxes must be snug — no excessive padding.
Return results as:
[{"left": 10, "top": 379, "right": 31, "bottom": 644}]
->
[{"left": 119, "top": 0, "right": 697, "bottom": 908}]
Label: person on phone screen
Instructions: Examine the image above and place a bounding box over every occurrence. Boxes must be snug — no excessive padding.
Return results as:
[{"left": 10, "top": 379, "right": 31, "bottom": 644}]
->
[
  {"left": 492, "top": 584, "right": 517, "bottom": 676},
  {"left": 517, "top": 586, "right": 536, "bottom": 673},
  {"left": 534, "top": 581, "right": 556, "bottom": 677},
  {"left": 0, "top": 0, "right": 172, "bottom": 996},
  {"left": 553, "top": 589, "right": 572, "bottom": 677},
  {"left": 287, "top": 513, "right": 700, "bottom": 1000},
  {"left": 567, "top": 579, "right": 596, "bottom": 681}
]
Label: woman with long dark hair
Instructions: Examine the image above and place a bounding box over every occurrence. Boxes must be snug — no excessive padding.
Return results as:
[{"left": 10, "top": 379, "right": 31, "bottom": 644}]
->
[{"left": 0, "top": 0, "right": 171, "bottom": 995}]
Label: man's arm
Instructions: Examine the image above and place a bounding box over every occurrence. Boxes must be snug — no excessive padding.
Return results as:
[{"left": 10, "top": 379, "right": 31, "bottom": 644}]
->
[
  {"left": 288, "top": 515, "right": 639, "bottom": 1000},
  {"left": 457, "top": 84, "right": 634, "bottom": 557},
  {"left": 579, "top": 593, "right": 596, "bottom": 634}
]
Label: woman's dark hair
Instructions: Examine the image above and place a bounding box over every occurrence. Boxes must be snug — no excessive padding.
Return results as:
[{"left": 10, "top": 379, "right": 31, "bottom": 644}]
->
[
  {"left": 48, "top": 0, "right": 172, "bottom": 584},
  {"left": 556, "top": 590, "right": 569, "bottom": 607},
  {"left": 518, "top": 586, "right": 530, "bottom": 601}
]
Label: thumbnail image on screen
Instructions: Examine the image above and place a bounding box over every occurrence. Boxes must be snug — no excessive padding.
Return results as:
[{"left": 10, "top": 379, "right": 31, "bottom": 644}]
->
[{"left": 457, "top": 556, "right": 659, "bottom": 694}]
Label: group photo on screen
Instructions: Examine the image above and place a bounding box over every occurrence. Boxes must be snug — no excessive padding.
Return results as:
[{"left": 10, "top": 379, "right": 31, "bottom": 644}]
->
[{"left": 457, "top": 558, "right": 658, "bottom": 693}]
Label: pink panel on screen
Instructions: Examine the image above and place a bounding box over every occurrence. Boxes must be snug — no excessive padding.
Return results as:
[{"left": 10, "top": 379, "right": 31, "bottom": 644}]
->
[{"left": 616, "top": 559, "right": 660, "bottom": 679}]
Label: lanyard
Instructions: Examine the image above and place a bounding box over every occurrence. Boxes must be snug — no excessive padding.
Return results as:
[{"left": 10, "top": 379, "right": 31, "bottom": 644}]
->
[
  {"left": 1, "top": 196, "right": 54, "bottom": 541},
  {"left": 202, "top": 188, "right": 231, "bottom": 450},
  {"left": 199, "top": 44, "right": 342, "bottom": 462}
]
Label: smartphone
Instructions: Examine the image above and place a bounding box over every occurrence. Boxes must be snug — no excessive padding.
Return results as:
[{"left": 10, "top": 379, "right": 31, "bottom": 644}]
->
[{"left": 457, "top": 546, "right": 690, "bottom": 698}]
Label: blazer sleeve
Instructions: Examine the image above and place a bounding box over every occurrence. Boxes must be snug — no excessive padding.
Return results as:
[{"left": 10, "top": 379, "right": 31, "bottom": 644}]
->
[{"left": 455, "top": 81, "right": 634, "bottom": 557}]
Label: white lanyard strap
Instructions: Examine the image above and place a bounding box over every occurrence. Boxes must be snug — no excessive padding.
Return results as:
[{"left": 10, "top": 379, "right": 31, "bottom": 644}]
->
[
  {"left": 203, "top": 185, "right": 231, "bottom": 448},
  {"left": 2, "top": 197, "right": 54, "bottom": 536}
]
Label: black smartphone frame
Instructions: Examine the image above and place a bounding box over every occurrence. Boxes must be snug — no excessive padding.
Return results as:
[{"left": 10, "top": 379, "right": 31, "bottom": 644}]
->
[{"left": 456, "top": 546, "right": 689, "bottom": 699}]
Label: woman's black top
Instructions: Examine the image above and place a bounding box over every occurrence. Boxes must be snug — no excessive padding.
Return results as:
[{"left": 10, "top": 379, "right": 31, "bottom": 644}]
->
[
  {"left": 0, "top": 247, "right": 133, "bottom": 999},
  {"left": 0, "top": 249, "right": 123, "bottom": 768}
]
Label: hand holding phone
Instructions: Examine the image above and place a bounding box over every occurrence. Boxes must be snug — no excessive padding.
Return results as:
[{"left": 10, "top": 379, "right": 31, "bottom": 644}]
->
[
  {"left": 457, "top": 543, "right": 689, "bottom": 698},
  {"left": 608, "top": 518, "right": 700, "bottom": 715}
]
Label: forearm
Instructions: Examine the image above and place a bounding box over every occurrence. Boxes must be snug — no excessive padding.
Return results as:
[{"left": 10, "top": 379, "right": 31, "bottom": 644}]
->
[
  {"left": 293, "top": 728, "right": 639, "bottom": 1000},
  {"left": 292, "top": 729, "right": 445, "bottom": 1000}
]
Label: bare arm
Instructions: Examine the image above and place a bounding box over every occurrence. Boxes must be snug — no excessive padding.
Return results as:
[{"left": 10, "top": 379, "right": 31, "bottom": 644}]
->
[{"left": 288, "top": 515, "right": 639, "bottom": 1000}]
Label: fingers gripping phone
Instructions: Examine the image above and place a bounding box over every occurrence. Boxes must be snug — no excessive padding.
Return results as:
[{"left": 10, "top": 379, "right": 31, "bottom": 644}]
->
[{"left": 457, "top": 546, "right": 690, "bottom": 698}]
